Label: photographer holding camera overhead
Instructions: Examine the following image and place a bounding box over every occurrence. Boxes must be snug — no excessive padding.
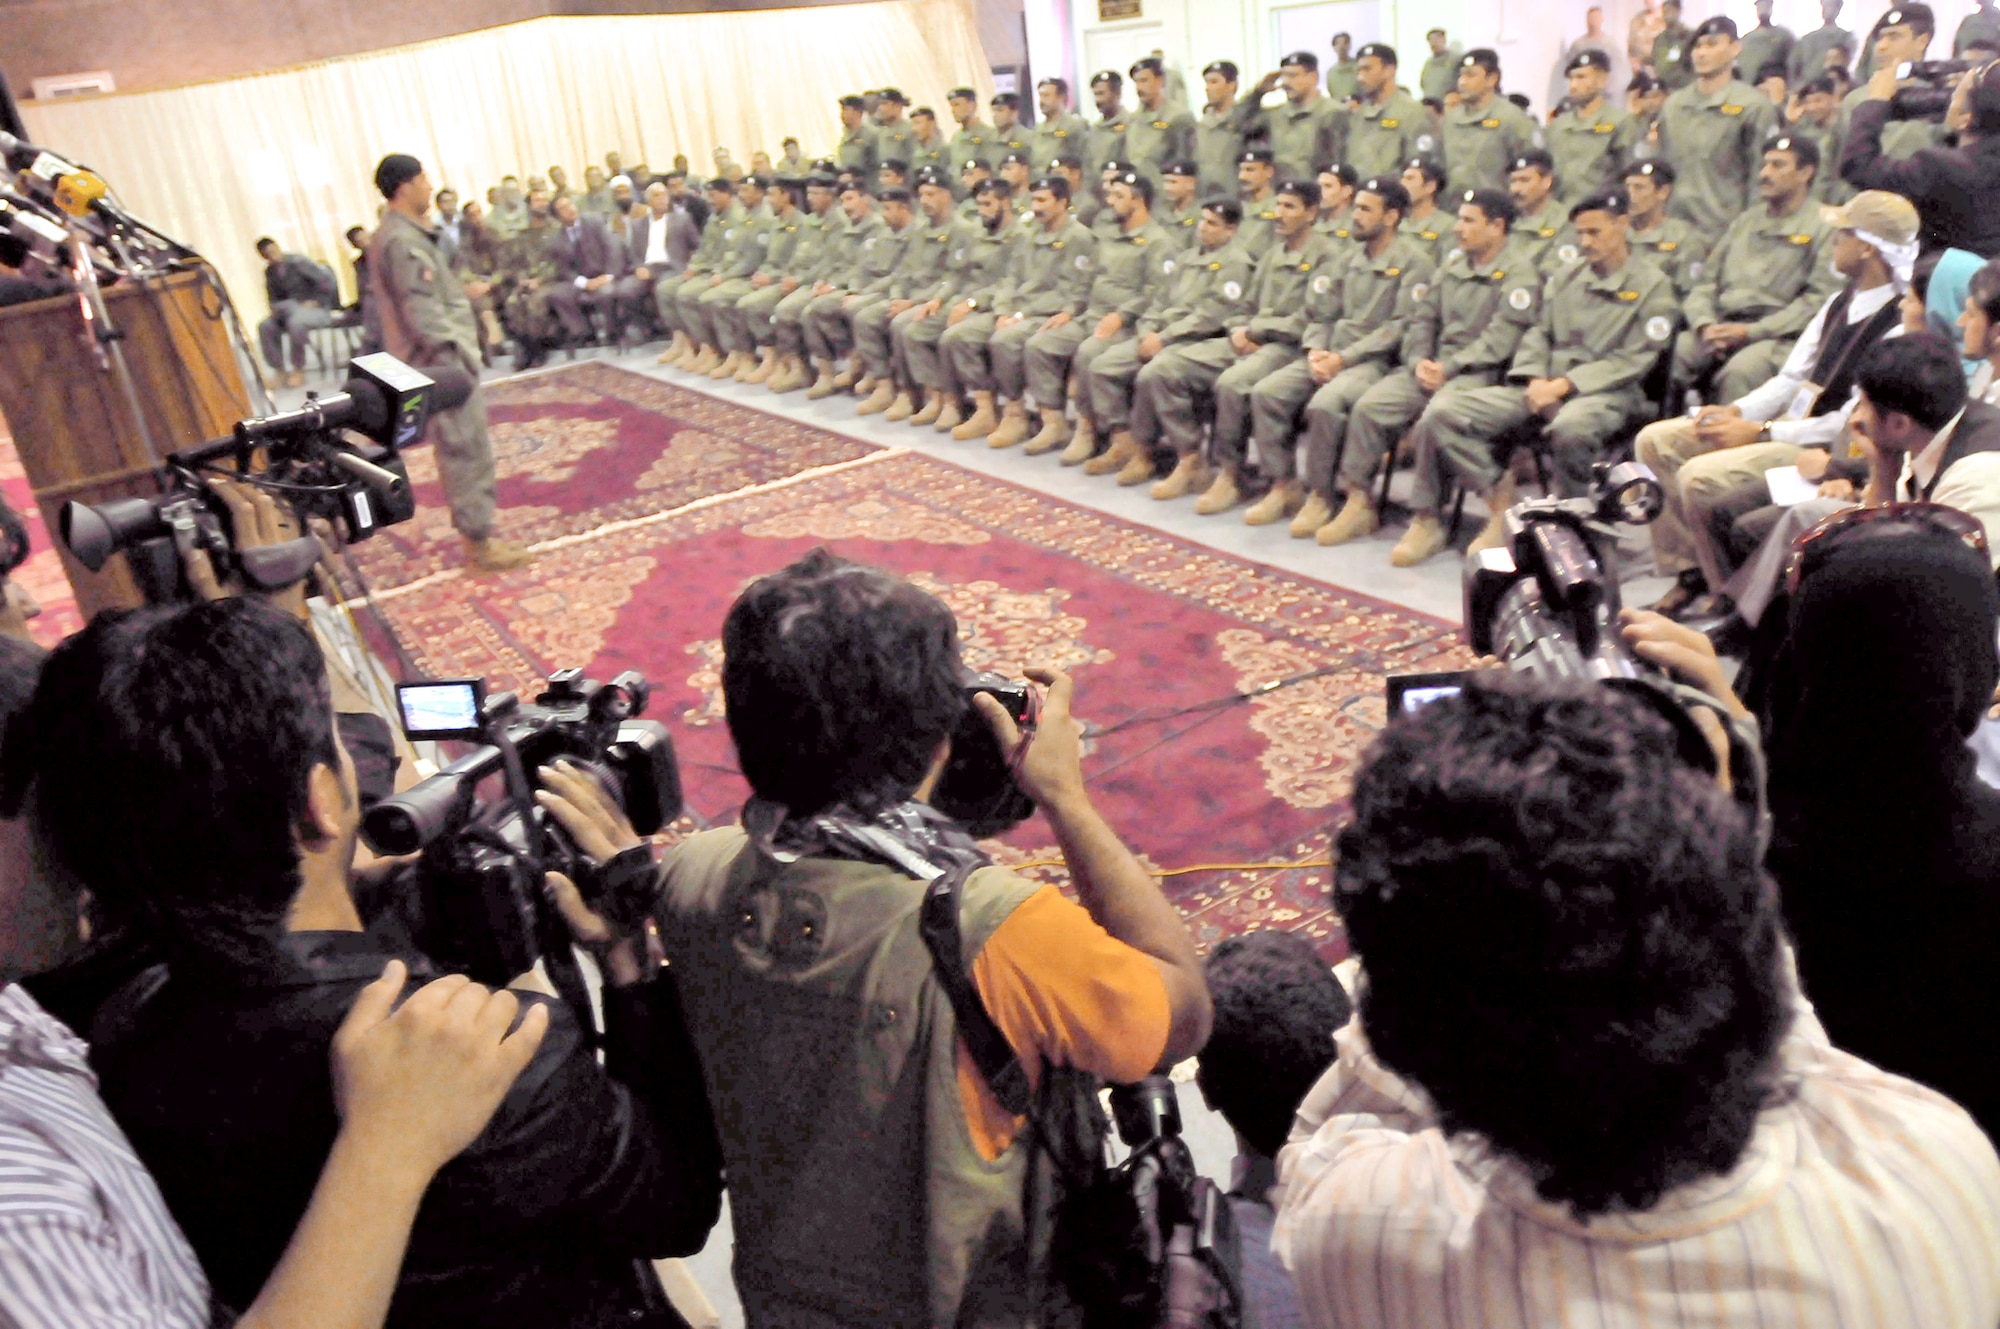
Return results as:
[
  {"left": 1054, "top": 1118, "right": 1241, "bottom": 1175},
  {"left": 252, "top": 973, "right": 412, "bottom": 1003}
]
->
[
  {"left": 6, "top": 592, "right": 723, "bottom": 1328},
  {"left": 625, "top": 549, "right": 1213, "bottom": 1329},
  {"left": 1838, "top": 10, "right": 2000, "bottom": 256}
]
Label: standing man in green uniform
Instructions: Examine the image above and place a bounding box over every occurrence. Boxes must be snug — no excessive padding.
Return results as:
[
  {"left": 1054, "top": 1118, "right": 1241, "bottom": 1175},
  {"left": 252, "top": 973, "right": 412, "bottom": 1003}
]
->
[
  {"left": 1548, "top": 50, "right": 1639, "bottom": 203},
  {"left": 1391, "top": 188, "right": 1679, "bottom": 565},
  {"left": 1441, "top": 49, "right": 1539, "bottom": 196},
  {"left": 1325, "top": 33, "right": 1362, "bottom": 103},
  {"left": 1322, "top": 188, "right": 1540, "bottom": 547},
  {"left": 908, "top": 108, "right": 950, "bottom": 177},
  {"left": 988, "top": 94, "right": 1034, "bottom": 163},
  {"left": 1019, "top": 169, "right": 1179, "bottom": 454},
  {"left": 1195, "top": 62, "right": 1249, "bottom": 198},
  {"left": 1674, "top": 133, "right": 1838, "bottom": 403},
  {"left": 854, "top": 176, "right": 957, "bottom": 416},
  {"left": 1652, "top": 0, "right": 1696, "bottom": 90},
  {"left": 1078, "top": 200, "right": 1252, "bottom": 473},
  {"left": 872, "top": 90, "right": 917, "bottom": 165},
  {"left": 1820, "top": 6, "right": 1945, "bottom": 205},
  {"left": 1345, "top": 43, "right": 1433, "bottom": 181},
  {"left": 1085, "top": 73, "right": 1132, "bottom": 179},
  {"left": 1738, "top": 0, "right": 1796, "bottom": 94},
  {"left": 1657, "top": 16, "right": 1780, "bottom": 234},
  {"left": 1031, "top": 79, "right": 1091, "bottom": 170},
  {"left": 1623, "top": 160, "right": 1709, "bottom": 296},
  {"left": 1421, "top": 29, "right": 1463, "bottom": 102},
  {"left": 1122, "top": 57, "right": 1197, "bottom": 182},
  {"left": 902, "top": 180, "right": 1021, "bottom": 431},
  {"left": 835, "top": 96, "right": 878, "bottom": 177},
  {"left": 1236, "top": 176, "right": 1435, "bottom": 531},
  {"left": 947, "top": 88, "right": 995, "bottom": 176},
  {"left": 366, "top": 153, "right": 530, "bottom": 573},
  {"left": 1138, "top": 180, "right": 1335, "bottom": 505},
  {"left": 1789, "top": 0, "right": 1853, "bottom": 87},
  {"left": 1242, "top": 51, "right": 1349, "bottom": 183}
]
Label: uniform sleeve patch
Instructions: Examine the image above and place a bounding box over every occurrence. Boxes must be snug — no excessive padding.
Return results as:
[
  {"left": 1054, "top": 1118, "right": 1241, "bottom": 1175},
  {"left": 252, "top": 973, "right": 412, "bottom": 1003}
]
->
[
  {"left": 1558, "top": 244, "right": 1579, "bottom": 264},
  {"left": 1508, "top": 287, "right": 1532, "bottom": 310},
  {"left": 1416, "top": 134, "right": 1435, "bottom": 150},
  {"left": 1410, "top": 283, "right": 1430, "bottom": 301},
  {"left": 1312, "top": 274, "right": 1332, "bottom": 294},
  {"left": 1162, "top": 258, "right": 1177, "bottom": 274},
  {"left": 1222, "top": 280, "right": 1244, "bottom": 299},
  {"left": 1646, "top": 315, "right": 1672, "bottom": 341},
  {"left": 1076, "top": 255, "right": 1091, "bottom": 270}
]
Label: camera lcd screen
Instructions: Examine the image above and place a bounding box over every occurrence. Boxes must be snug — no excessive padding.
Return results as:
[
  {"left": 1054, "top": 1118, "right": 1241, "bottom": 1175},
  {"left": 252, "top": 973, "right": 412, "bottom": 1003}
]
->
[
  {"left": 398, "top": 680, "right": 485, "bottom": 739},
  {"left": 1385, "top": 671, "right": 1478, "bottom": 716}
]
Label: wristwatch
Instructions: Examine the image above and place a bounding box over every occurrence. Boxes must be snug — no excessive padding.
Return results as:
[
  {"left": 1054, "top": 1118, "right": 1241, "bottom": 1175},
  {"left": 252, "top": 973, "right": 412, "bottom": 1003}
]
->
[{"left": 1756, "top": 422, "right": 1774, "bottom": 442}]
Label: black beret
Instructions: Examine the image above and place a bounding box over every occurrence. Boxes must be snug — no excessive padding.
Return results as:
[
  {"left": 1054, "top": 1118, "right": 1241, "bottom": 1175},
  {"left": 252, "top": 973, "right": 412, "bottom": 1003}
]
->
[{"left": 374, "top": 153, "right": 423, "bottom": 200}]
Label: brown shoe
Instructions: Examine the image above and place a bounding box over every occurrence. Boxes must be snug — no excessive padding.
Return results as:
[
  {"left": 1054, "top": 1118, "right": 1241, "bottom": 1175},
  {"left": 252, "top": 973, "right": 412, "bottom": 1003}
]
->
[
  {"left": 1084, "top": 430, "right": 1138, "bottom": 476},
  {"left": 1315, "top": 490, "right": 1379, "bottom": 546},
  {"left": 1059, "top": 419, "right": 1098, "bottom": 465},
  {"left": 1242, "top": 480, "right": 1302, "bottom": 526},
  {"left": 690, "top": 346, "right": 722, "bottom": 374},
  {"left": 769, "top": 358, "right": 806, "bottom": 393},
  {"left": 805, "top": 360, "right": 840, "bottom": 399},
  {"left": 1289, "top": 491, "right": 1335, "bottom": 539},
  {"left": 1194, "top": 469, "right": 1242, "bottom": 515},
  {"left": 883, "top": 391, "right": 917, "bottom": 422},
  {"left": 986, "top": 402, "right": 1031, "bottom": 449},
  {"left": 855, "top": 381, "right": 897, "bottom": 416},
  {"left": 1023, "top": 408, "right": 1072, "bottom": 455},
  {"left": 910, "top": 391, "right": 943, "bottom": 426},
  {"left": 463, "top": 536, "right": 536, "bottom": 574},
  {"left": 952, "top": 393, "right": 999, "bottom": 440},
  {"left": 1150, "top": 453, "right": 1207, "bottom": 500},
  {"left": 934, "top": 397, "right": 965, "bottom": 432},
  {"left": 1465, "top": 474, "right": 1520, "bottom": 556},
  {"left": 743, "top": 348, "right": 777, "bottom": 384},
  {"left": 1390, "top": 516, "right": 1449, "bottom": 567},
  {"left": 831, "top": 364, "right": 860, "bottom": 391},
  {"left": 1117, "top": 450, "right": 1158, "bottom": 485},
  {"left": 708, "top": 351, "right": 741, "bottom": 380}
]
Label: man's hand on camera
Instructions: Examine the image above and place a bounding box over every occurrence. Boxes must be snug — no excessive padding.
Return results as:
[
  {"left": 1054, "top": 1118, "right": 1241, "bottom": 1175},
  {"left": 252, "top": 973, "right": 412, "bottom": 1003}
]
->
[
  {"left": 331, "top": 958, "right": 548, "bottom": 1182},
  {"left": 1618, "top": 608, "right": 1749, "bottom": 718},
  {"left": 184, "top": 476, "right": 312, "bottom": 619},
  {"left": 536, "top": 759, "right": 644, "bottom": 860},
  {"left": 975, "top": 666, "right": 1087, "bottom": 815}
]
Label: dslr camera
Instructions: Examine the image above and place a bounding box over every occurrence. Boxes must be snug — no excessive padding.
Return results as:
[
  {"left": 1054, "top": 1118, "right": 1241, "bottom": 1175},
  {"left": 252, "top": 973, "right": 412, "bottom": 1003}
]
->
[
  {"left": 58, "top": 353, "right": 439, "bottom": 603},
  {"left": 931, "top": 671, "right": 1037, "bottom": 837},
  {"left": 364, "top": 669, "right": 683, "bottom": 996}
]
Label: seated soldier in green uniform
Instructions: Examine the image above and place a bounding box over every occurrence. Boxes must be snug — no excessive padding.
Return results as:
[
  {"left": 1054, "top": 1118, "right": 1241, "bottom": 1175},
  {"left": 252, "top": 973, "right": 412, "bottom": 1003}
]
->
[
  {"left": 1623, "top": 160, "right": 1710, "bottom": 298},
  {"left": 767, "top": 182, "right": 869, "bottom": 393},
  {"left": 805, "top": 187, "right": 910, "bottom": 399},
  {"left": 659, "top": 179, "right": 742, "bottom": 369},
  {"left": 1158, "top": 160, "right": 1204, "bottom": 248},
  {"left": 1396, "top": 156, "right": 1452, "bottom": 263},
  {"left": 720, "top": 176, "right": 819, "bottom": 385},
  {"left": 890, "top": 179, "right": 1021, "bottom": 427},
  {"left": 1236, "top": 149, "right": 1283, "bottom": 257},
  {"left": 853, "top": 173, "right": 960, "bottom": 417},
  {"left": 1505, "top": 150, "right": 1568, "bottom": 274}
]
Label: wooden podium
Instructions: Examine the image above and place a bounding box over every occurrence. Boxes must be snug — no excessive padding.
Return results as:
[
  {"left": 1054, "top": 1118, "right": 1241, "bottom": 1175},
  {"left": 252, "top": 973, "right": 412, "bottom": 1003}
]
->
[{"left": 0, "top": 268, "right": 253, "bottom": 618}]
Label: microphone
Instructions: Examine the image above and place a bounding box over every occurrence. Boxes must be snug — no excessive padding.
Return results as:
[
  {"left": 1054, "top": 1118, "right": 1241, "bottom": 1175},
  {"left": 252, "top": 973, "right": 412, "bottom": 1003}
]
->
[{"left": 1, "top": 131, "right": 125, "bottom": 236}]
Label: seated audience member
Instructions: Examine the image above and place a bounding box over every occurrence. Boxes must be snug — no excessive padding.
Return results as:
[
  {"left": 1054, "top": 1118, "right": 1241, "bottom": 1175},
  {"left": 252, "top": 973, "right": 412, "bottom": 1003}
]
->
[
  {"left": 1273, "top": 677, "right": 2000, "bottom": 1326},
  {"left": 546, "top": 193, "right": 626, "bottom": 347},
  {"left": 0, "top": 632, "right": 547, "bottom": 1329},
  {"left": 1196, "top": 932, "right": 1349, "bottom": 1329},
  {"left": 652, "top": 550, "right": 1211, "bottom": 1328},
  {"left": 255, "top": 238, "right": 338, "bottom": 388},
  {"left": 10, "top": 597, "right": 722, "bottom": 1328},
  {"left": 1757, "top": 518, "right": 2000, "bottom": 1139},
  {"left": 1965, "top": 255, "right": 2000, "bottom": 401},
  {"left": 1637, "top": 189, "right": 1914, "bottom": 615}
]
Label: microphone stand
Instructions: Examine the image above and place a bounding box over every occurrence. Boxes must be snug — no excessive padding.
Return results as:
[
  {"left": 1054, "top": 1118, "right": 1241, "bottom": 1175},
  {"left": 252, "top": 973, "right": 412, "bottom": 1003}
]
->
[{"left": 64, "top": 220, "right": 164, "bottom": 471}]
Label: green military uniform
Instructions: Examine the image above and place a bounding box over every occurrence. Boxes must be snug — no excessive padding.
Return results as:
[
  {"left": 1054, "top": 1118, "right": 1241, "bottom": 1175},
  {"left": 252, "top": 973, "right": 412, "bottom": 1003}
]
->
[
  {"left": 896, "top": 214, "right": 1020, "bottom": 397},
  {"left": 1657, "top": 76, "right": 1778, "bottom": 233},
  {"left": 1346, "top": 88, "right": 1435, "bottom": 181},
  {"left": 1085, "top": 240, "right": 1256, "bottom": 436},
  {"left": 1136, "top": 232, "right": 1338, "bottom": 465},
  {"left": 1440, "top": 94, "right": 1538, "bottom": 196},
  {"left": 1085, "top": 108, "right": 1131, "bottom": 178},
  {"left": 1163, "top": 197, "right": 1203, "bottom": 250},
  {"left": 733, "top": 207, "right": 827, "bottom": 355},
  {"left": 852, "top": 213, "right": 956, "bottom": 385},
  {"left": 1420, "top": 46, "right": 1464, "bottom": 102},
  {"left": 1821, "top": 85, "right": 1946, "bottom": 204},
  {"left": 695, "top": 203, "right": 779, "bottom": 354},
  {"left": 1316, "top": 210, "right": 1356, "bottom": 249},
  {"left": 1245, "top": 93, "right": 1348, "bottom": 183},
  {"left": 578, "top": 185, "right": 617, "bottom": 221},
  {"left": 962, "top": 215, "right": 1099, "bottom": 401},
  {"left": 367, "top": 210, "right": 496, "bottom": 540},
  {"left": 1675, "top": 195, "right": 1839, "bottom": 401},
  {"left": 1788, "top": 20, "right": 1852, "bottom": 86},
  {"left": 1629, "top": 214, "right": 1711, "bottom": 297},
  {"left": 1024, "top": 217, "right": 1178, "bottom": 414},
  {"left": 949, "top": 119, "right": 998, "bottom": 175},
  {"left": 872, "top": 119, "right": 919, "bottom": 168},
  {"left": 836, "top": 124, "right": 878, "bottom": 176},
  {"left": 989, "top": 120, "right": 1034, "bottom": 164},
  {"left": 1958, "top": 3, "right": 2000, "bottom": 54},
  {"left": 1548, "top": 98, "right": 1640, "bottom": 203},
  {"left": 1396, "top": 209, "right": 1453, "bottom": 266},
  {"left": 1784, "top": 112, "right": 1841, "bottom": 198},
  {"left": 1196, "top": 102, "right": 1250, "bottom": 197},
  {"left": 1509, "top": 196, "right": 1568, "bottom": 273},
  {"left": 497, "top": 215, "right": 563, "bottom": 355},
  {"left": 774, "top": 209, "right": 859, "bottom": 359},
  {"left": 1247, "top": 233, "right": 1437, "bottom": 494},
  {"left": 1344, "top": 238, "right": 1542, "bottom": 495},
  {"left": 661, "top": 201, "right": 743, "bottom": 341},
  {"left": 909, "top": 132, "right": 951, "bottom": 178},
  {"left": 1652, "top": 20, "right": 1696, "bottom": 90},
  {"left": 1238, "top": 194, "right": 1283, "bottom": 258},
  {"left": 1410, "top": 250, "right": 1678, "bottom": 503},
  {"left": 1324, "top": 62, "right": 1361, "bottom": 103},
  {"left": 806, "top": 212, "right": 906, "bottom": 365},
  {"left": 1120, "top": 103, "right": 1198, "bottom": 181},
  {"left": 1030, "top": 112, "right": 1091, "bottom": 171},
  {"left": 1738, "top": 23, "right": 1796, "bottom": 86}
]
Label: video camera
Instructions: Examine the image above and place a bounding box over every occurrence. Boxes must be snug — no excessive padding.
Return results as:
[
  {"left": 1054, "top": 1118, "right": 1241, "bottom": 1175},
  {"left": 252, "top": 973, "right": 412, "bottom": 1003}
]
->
[
  {"left": 1890, "top": 60, "right": 1976, "bottom": 122},
  {"left": 363, "top": 668, "right": 683, "bottom": 996},
  {"left": 57, "top": 353, "right": 452, "bottom": 603}
]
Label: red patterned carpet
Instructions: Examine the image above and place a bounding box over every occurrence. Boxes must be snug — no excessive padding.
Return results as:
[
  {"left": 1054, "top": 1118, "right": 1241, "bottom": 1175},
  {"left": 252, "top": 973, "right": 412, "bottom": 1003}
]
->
[
  {"left": 0, "top": 424, "right": 85, "bottom": 649},
  {"left": 362, "top": 364, "right": 1474, "bottom": 955}
]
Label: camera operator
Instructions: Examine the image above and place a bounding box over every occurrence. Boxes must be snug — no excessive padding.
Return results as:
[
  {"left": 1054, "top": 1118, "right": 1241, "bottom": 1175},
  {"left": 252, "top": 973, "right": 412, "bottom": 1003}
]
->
[
  {"left": 1840, "top": 51, "right": 2000, "bottom": 255},
  {"left": 1271, "top": 677, "right": 2000, "bottom": 1325},
  {"left": 615, "top": 549, "right": 1212, "bottom": 1328},
  {"left": 7, "top": 596, "right": 722, "bottom": 1328},
  {"left": 0, "top": 631, "right": 550, "bottom": 1329}
]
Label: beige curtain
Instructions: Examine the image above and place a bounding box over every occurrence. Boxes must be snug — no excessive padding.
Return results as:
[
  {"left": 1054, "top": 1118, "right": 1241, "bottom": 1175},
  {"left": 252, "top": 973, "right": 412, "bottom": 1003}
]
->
[{"left": 20, "top": 3, "right": 993, "bottom": 319}]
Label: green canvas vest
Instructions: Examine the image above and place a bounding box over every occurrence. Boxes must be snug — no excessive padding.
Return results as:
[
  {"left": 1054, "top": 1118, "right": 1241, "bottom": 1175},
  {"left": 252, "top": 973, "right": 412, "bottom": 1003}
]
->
[{"left": 659, "top": 827, "right": 1044, "bottom": 1328}]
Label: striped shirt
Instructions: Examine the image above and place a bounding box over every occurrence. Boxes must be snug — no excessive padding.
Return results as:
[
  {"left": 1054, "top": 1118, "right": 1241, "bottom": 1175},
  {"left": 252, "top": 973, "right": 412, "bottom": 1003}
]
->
[
  {"left": 1271, "top": 976, "right": 2000, "bottom": 1328},
  {"left": 0, "top": 984, "right": 210, "bottom": 1328}
]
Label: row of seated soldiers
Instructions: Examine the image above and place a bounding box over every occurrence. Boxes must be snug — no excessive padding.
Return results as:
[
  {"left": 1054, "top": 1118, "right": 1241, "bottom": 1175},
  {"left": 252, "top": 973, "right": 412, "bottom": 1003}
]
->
[{"left": 648, "top": 126, "right": 1836, "bottom": 565}]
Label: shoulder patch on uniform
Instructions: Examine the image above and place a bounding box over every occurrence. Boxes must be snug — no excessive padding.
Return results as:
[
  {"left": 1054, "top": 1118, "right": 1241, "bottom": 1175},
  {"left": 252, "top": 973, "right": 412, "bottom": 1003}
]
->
[
  {"left": 1721, "top": 104, "right": 1744, "bottom": 115},
  {"left": 1646, "top": 315, "right": 1672, "bottom": 341},
  {"left": 1312, "top": 274, "right": 1332, "bottom": 294},
  {"left": 1481, "top": 118, "right": 1502, "bottom": 129},
  {"left": 1658, "top": 240, "right": 1677, "bottom": 251},
  {"left": 1053, "top": 240, "right": 1065, "bottom": 249},
  {"left": 1222, "top": 279, "right": 1244, "bottom": 299},
  {"left": 1209, "top": 261, "right": 1222, "bottom": 270},
  {"left": 1508, "top": 287, "right": 1532, "bottom": 310},
  {"left": 1384, "top": 267, "right": 1402, "bottom": 277},
  {"left": 1383, "top": 117, "right": 1400, "bottom": 128},
  {"left": 1594, "top": 122, "right": 1615, "bottom": 134},
  {"left": 1152, "top": 120, "right": 1170, "bottom": 130},
  {"left": 1789, "top": 234, "right": 1813, "bottom": 245},
  {"left": 1616, "top": 289, "right": 1639, "bottom": 301},
  {"left": 1162, "top": 258, "right": 1176, "bottom": 274},
  {"left": 1416, "top": 134, "right": 1435, "bottom": 150},
  {"left": 1076, "top": 254, "right": 1091, "bottom": 270},
  {"left": 1410, "top": 282, "right": 1429, "bottom": 302},
  {"left": 1558, "top": 244, "right": 1579, "bottom": 264},
  {"left": 1134, "top": 236, "right": 1148, "bottom": 245}
]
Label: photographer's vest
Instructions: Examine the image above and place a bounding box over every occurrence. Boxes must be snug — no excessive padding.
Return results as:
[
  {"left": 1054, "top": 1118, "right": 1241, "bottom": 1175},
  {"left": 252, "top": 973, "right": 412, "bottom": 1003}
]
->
[{"left": 658, "top": 827, "right": 1042, "bottom": 1329}]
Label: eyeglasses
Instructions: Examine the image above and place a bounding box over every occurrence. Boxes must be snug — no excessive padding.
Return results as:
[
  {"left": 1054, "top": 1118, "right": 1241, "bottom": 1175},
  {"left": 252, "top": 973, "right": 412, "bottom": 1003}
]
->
[{"left": 1783, "top": 501, "right": 1989, "bottom": 594}]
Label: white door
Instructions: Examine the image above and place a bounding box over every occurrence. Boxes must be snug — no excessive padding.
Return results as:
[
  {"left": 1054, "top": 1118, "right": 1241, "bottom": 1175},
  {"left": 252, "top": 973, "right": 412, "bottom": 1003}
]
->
[
  {"left": 1269, "top": 0, "right": 1384, "bottom": 60},
  {"left": 1082, "top": 21, "right": 1171, "bottom": 83}
]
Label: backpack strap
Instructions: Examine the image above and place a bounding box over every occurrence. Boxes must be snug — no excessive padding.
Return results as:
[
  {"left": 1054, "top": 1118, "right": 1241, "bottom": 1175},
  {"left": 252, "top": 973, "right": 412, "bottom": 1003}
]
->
[{"left": 918, "top": 859, "right": 1036, "bottom": 1118}]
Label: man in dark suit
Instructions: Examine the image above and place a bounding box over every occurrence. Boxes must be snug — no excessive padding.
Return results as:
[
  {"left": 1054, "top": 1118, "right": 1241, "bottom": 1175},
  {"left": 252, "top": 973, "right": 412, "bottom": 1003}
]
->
[{"left": 546, "top": 193, "right": 625, "bottom": 346}]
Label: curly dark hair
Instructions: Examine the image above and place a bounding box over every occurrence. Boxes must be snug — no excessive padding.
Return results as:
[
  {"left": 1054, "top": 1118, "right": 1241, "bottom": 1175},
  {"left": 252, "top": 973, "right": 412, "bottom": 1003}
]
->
[
  {"left": 722, "top": 548, "right": 967, "bottom": 819},
  {"left": 1334, "top": 678, "right": 1789, "bottom": 1217},
  {"left": 1196, "top": 930, "right": 1351, "bottom": 1158}
]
